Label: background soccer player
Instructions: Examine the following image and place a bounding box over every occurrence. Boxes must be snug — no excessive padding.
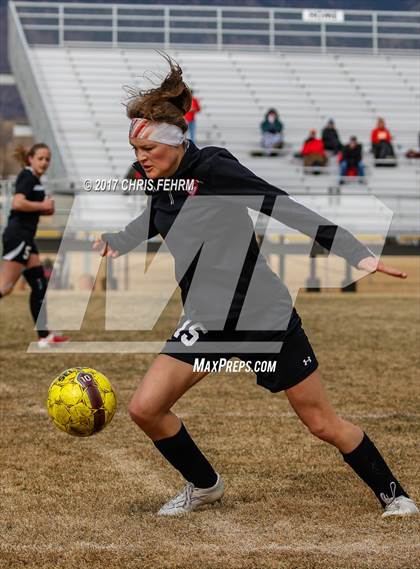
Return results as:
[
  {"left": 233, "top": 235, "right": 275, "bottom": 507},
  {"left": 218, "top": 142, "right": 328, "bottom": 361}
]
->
[{"left": 0, "top": 144, "right": 69, "bottom": 347}]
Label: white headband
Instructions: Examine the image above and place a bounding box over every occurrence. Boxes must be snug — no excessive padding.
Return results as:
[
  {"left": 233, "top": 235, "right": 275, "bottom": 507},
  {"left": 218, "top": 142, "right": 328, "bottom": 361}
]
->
[{"left": 129, "top": 118, "right": 186, "bottom": 147}]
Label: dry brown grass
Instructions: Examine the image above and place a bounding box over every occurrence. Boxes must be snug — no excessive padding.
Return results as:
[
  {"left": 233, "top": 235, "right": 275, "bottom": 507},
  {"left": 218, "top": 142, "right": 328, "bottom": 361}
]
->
[{"left": 1, "top": 291, "right": 419, "bottom": 569}]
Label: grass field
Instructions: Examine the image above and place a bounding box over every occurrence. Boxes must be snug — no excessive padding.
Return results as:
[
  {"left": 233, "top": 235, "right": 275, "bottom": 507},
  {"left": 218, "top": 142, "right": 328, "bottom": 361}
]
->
[{"left": 1, "top": 292, "right": 419, "bottom": 569}]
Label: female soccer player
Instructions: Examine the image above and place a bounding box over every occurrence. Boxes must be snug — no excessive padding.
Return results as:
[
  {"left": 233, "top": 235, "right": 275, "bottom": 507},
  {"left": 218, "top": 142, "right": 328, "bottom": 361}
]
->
[
  {"left": 0, "top": 144, "right": 69, "bottom": 347},
  {"left": 96, "top": 57, "right": 418, "bottom": 518}
]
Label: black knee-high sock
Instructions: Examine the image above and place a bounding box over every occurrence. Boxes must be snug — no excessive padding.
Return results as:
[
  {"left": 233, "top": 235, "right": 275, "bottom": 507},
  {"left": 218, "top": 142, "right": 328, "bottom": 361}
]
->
[
  {"left": 342, "top": 433, "right": 408, "bottom": 507},
  {"left": 22, "top": 266, "right": 49, "bottom": 338},
  {"left": 154, "top": 423, "right": 218, "bottom": 489}
]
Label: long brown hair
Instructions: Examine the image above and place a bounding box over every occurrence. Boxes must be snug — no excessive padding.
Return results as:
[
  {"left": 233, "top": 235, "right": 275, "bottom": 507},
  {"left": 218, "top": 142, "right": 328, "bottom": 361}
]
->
[
  {"left": 126, "top": 53, "right": 192, "bottom": 132},
  {"left": 13, "top": 143, "right": 50, "bottom": 167}
]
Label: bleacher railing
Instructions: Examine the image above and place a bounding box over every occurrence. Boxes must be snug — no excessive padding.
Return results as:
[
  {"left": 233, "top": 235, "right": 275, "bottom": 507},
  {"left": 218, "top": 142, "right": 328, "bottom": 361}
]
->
[
  {"left": 10, "top": 2, "right": 420, "bottom": 55},
  {"left": 1, "top": 175, "right": 419, "bottom": 238}
]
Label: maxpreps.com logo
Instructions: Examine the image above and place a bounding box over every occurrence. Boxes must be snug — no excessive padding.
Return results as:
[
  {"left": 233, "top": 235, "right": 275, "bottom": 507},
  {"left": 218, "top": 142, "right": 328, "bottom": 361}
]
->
[{"left": 193, "top": 358, "right": 277, "bottom": 374}]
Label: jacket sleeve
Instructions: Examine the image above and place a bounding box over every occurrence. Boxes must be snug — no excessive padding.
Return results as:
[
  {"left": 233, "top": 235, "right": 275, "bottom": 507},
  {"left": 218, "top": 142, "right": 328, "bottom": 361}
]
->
[
  {"left": 208, "top": 150, "right": 374, "bottom": 268},
  {"left": 301, "top": 141, "right": 307, "bottom": 155},
  {"left": 101, "top": 196, "right": 158, "bottom": 255}
]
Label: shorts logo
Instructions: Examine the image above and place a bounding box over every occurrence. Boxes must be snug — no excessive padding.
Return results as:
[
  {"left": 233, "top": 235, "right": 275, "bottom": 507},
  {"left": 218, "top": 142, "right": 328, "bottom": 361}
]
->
[
  {"left": 303, "top": 356, "right": 312, "bottom": 366},
  {"left": 173, "top": 319, "right": 208, "bottom": 347}
]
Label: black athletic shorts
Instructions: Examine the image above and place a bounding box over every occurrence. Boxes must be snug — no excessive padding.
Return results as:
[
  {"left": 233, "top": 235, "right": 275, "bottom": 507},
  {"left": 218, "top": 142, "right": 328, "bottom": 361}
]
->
[
  {"left": 161, "top": 316, "right": 318, "bottom": 393},
  {"left": 2, "top": 226, "right": 38, "bottom": 265}
]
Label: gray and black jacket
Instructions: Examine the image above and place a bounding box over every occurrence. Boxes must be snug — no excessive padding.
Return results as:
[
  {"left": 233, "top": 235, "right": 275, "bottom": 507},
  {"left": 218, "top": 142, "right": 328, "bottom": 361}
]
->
[{"left": 102, "top": 141, "right": 372, "bottom": 332}]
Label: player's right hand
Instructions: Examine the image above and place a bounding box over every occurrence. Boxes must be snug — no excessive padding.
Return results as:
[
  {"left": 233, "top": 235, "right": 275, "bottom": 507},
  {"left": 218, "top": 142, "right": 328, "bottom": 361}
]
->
[
  {"left": 41, "top": 197, "right": 55, "bottom": 213},
  {"left": 93, "top": 239, "right": 119, "bottom": 258}
]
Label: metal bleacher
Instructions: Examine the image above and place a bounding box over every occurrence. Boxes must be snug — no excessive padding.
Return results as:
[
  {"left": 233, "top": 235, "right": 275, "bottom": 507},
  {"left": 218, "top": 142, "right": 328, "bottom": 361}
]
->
[
  {"left": 28, "top": 48, "right": 420, "bottom": 178},
  {"left": 7, "top": 2, "right": 420, "bottom": 237}
]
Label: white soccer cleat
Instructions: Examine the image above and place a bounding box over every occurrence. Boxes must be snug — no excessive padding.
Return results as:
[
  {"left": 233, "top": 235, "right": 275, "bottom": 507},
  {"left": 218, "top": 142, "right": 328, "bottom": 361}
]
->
[
  {"left": 157, "top": 474, "right": 224, "bottom": 516},
  {"left": 382, "top": 496, "right": 419, "bottom": 518},
  {"left": 38, "top": 332, "right": 70, "bottom": 348}
]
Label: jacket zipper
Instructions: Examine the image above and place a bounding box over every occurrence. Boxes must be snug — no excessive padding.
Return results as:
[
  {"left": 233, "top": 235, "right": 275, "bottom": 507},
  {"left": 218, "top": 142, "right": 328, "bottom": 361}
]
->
[{"left": 168, "top": 191, "right": 174, "bottom": 205}]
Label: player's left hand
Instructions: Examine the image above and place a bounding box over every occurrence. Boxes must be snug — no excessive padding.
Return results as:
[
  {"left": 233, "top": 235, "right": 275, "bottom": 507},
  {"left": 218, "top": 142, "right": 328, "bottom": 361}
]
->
[
  {"left": 357, "top": 256, "right": 407, "bottom": 279},
  {"left": 93, "top": 238, "right": 119, "bottom": 258}
]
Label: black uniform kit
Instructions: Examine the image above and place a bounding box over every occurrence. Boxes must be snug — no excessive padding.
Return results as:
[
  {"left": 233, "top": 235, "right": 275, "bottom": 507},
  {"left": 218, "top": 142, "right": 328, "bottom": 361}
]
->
[
  {"left": 1, "top": 167, "right": 49, "bottom": 338},
  {"left": 2, "top": 167, "right": 44, "bottom": 264},
  {"left": 103, "top": 141, "right": 373, "bottom": 392}
]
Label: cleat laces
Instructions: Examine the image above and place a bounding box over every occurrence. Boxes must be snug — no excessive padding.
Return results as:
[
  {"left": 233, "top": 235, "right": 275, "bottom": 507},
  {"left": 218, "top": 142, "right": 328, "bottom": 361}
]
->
[{"left": 380, "top": 481, "right": 397, "bottom": 506}]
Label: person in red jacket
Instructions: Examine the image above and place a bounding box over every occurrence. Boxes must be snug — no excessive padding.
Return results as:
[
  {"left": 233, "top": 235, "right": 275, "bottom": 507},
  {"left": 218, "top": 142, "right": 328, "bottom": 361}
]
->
[
  {"left": 301, "top": 129, "right": 328, "bottom": 168},
  {"left": 184, "top": 89, "right": 201, "bottom": 144},
  {"left": 371, "top": 118, "right": 395, "bottom": 160}
]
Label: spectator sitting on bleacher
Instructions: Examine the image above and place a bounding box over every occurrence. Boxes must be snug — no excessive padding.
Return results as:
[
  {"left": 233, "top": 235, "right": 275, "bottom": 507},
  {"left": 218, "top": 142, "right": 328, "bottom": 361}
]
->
[
  {"left": 339, "top": 136, "right": 365, "bottom": 184},
  {"left": 260, "top": 109, "right": 284, "bottom": 150},
  {"left": 322, "top": 119, "right": 342, "bottom": 154},
  {"left": 301, "top": 129, "right": 328, "bottom": 168},
  {"left": 371, "top": 117, "right": 395, "bottom": 160}
]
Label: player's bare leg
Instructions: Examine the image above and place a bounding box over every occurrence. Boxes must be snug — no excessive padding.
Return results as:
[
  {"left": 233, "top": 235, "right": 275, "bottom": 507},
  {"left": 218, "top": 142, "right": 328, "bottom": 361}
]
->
[
  {"left": 0, "top": 253, "right": 68, "bottom": 346},
  {"left": 286, "top": 371, "right": 418, "bottom": 517},
  {"left": 128, "top": 354, "right": 224, "bottom": 515},
  {"left": 286, "top": 370, "right": 363, "bottom": 453},
  {"left": 128, "top": 354, "right": 207, "bottom": 439},
  {"left": 26, "top": 253, "right": 42, "bottom": 270},
  {"left": 0, "top": 259, "right": 23, "bottom": 297}
]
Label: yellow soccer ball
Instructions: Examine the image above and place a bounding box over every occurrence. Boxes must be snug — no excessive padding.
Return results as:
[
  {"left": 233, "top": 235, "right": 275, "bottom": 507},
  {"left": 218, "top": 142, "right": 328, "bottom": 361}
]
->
[{"left": 47, "top": 367, "right": 117, "bottom": 437}]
